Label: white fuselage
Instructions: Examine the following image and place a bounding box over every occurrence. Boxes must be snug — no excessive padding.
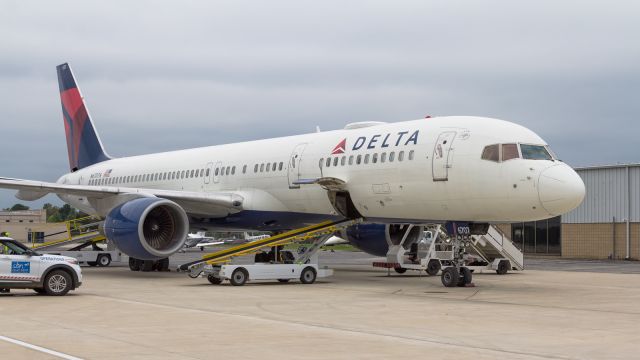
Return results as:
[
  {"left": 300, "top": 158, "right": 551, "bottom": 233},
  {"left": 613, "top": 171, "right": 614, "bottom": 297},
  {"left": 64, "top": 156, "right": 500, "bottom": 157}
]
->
[{"left": 58, "top": 116, "right": 585, "bottom": 228}]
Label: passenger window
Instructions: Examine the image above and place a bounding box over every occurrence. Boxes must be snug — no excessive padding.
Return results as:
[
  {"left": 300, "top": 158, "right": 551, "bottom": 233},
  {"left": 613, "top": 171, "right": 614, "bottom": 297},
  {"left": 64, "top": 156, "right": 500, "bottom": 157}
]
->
[
  {"left": 180, "top": 171, "right": 185, "bottom": 178},
  {"left": 341, "top": 156, "right": 346, "bottom": 166},
  {"left": 215, "top": 168, "right": 219, "bottom": 176},
  {"left": 333, "top": 157, "right": 339, "bottom": 166},
  {"left": 389, "top": 152, "right": 395, "bottom": 162},
  {"left": 226, "top": 167, "right": 230, "bottom": 175},
  {"left": 266, "top": 163, "right": 270, "bottom": 172},
  {"left": 326, "top": 158, "right": 331, "bottom": 167},
  {"left": 254, "top": 164, "right": 258, "bottom": 173},
  {"left": 232, "top": 166, "right": 236, "bottom": 175},
  {"left": 348, "top": 155, "right": 354, "bottom": 165},
  {"left": 398, "top": 151, "right": 404, "bottom": 161},
  {"left": 279, "top": 162, "right": 283, "bottom": 171},
  {"left": 409, "top": 150, "right": 414, "bottom": 160},
  {"left": 381, "top": 153, "right": 386, "bottom": 163},
  {"left": 242, "top": 165, "right": 247, "bottom": 174},
  {"left": 356, "top": 155, "right": 362, "bottom": 165},
  {"left": 319, "top": 158, "right": 324, "bottom": 168},
  {"left": 364, "top": 154, "right": 370, "bottom": 164},
  {"left": 260, "top": 163, "right": 264, "bottom": 172},
  {"left": 502, "top": 144, "right": 519, "bottom": 161},
  {"left": 205, "top": 169, "right": 210, "bottom": 177},
  {"left": 481, "top": 144, "right": 499, "bottom": 162},
  {"left": 520, "top": 144, "right": 553, "bottom": 160},
  {"left": 372, "top": 153, "right": 378, "bottom": 163},
  {"left": 272, "top": 163, "right": 276, "bottom": 171}
]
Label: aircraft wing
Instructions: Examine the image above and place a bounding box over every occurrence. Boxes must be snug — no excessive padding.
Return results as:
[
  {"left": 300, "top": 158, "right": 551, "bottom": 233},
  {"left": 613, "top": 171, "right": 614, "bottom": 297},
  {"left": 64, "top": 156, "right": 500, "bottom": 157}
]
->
[
  {"left": 0, "top": 177, "right": 244, "bottom": 217},
  {"left": 195, "top": 241, "right": 225, "bottom": 247}
]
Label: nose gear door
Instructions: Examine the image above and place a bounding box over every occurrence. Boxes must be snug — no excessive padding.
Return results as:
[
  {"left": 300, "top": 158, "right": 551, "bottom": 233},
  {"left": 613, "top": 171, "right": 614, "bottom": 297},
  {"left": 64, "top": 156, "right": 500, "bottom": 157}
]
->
[{"left": 432, "top": 131, "right": 456, "bottom": 181}]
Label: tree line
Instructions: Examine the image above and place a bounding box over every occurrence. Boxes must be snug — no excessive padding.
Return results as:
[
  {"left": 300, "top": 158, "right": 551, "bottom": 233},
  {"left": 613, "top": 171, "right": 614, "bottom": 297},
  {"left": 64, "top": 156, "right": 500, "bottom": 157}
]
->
[{"left": 3, "top": 203, "right": 88, "bottom": 223}]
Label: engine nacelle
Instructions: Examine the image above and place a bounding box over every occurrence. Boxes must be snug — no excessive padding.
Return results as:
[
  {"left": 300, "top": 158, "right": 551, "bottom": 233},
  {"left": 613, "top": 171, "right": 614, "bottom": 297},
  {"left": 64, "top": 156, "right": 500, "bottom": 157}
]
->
[
  {"left": 104, "top": 198, "right": 189, "bottom": 260},
  {"left": 344, "top": 223, "right": 424, "bottom": 256}
]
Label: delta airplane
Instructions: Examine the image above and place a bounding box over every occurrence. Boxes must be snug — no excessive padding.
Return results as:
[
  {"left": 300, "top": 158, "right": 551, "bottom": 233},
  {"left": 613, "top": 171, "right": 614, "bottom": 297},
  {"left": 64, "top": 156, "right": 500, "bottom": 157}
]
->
[{"left": 0, "top": 64, "right": 585, "bottom": 266}]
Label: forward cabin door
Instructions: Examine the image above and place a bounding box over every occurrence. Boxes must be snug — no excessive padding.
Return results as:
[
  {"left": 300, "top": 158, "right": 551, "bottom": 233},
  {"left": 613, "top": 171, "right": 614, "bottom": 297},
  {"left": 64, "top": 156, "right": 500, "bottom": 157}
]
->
[
  {"left": 432, "top": 131, "right": 456, "bottom": 181},
  {"left": 288, "top": 143, "right": 307, "bottom": 189}
]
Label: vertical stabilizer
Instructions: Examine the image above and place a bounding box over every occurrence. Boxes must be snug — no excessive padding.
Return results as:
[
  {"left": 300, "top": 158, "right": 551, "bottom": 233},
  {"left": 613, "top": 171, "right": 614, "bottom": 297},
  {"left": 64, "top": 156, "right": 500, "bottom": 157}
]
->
[{"left": 57, "top": 63, "right": 111, "bottom": 171}]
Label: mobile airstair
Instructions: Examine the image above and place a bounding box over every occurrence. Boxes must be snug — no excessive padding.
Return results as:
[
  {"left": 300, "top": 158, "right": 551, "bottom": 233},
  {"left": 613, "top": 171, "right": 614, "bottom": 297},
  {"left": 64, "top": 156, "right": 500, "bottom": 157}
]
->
[
  {"left": 180, "top": 218, "right": 361, "bottom": 286},
  {"left": 30, "top": 216, "right": 120, "bottom": 267},
  {"left": 374, "top": 222, "right": 524, "bottom": 287}
]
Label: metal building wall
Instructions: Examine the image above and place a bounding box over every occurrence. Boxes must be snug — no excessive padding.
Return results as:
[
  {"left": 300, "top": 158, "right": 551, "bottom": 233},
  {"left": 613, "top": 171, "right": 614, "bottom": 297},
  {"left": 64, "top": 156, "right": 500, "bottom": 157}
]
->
[{"left": 562, "top": 164, "right": 640, "bottom": 224}]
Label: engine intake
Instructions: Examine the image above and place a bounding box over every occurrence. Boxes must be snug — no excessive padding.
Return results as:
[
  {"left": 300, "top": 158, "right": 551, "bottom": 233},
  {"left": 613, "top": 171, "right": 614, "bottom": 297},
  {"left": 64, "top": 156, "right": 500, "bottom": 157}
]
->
[{"left": 104, "top": 198, "right": 189, "bottom": 260}]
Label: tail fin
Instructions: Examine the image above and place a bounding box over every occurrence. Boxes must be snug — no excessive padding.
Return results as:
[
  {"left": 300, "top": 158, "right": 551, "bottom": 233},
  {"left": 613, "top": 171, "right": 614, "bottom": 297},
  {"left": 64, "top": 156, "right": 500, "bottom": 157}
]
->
[{"left": 57, "top": 63, "right": 110, "bottom": 172}]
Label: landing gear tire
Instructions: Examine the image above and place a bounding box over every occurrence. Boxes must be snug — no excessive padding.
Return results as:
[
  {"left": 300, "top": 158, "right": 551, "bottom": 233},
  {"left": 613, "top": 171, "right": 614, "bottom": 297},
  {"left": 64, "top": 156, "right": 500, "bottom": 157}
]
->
[
  {"left": 496, "top": 260, "right": 510, "bottom": 275},
  {"left": 426, "top": 260, "right": 441, "bottom": 276},
  {"left": 277, "top": 279, "right": 290, "bottom": 283},
  {"left": 97, "top": 254, "right": 111, "bottom": 267},
  {"left": 300, "top": 266, "right": 317, "bottom": 284},
  {"left": 230, "top": 268, "right": 248, "bottom": 286},
  {"left": 458, "top": 267, "right": 473, "bottom": 287},
  {"left": 441, "top": 267, "right": 459, "bottom": 288},
  {"left": 157, "top": 258, "right": 170, "bottom": 272},
  {"left": 394, "top": 267, "right": 407, "bottom": 274},
  {"left": 207, "top": 274, "right": 223, "bottom": 285},
  {"left": 141, "top": 260, "right": 155, "bottom": 272},
  {"left": 44, "top": 270, "right": 72, "bottom": 296},
  {"left": 128, "top": 257, "right": 142, "bottom": 271}
]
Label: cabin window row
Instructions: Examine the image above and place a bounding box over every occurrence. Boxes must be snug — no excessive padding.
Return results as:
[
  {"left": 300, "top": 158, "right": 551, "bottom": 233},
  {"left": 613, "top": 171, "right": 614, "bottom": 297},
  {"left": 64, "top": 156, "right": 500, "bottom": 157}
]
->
[
  {"left": 320, "top": 150, "right": 414, "bottom": 168},
  {"left": 253, "top": 162, "right": 284, "bottom": 173},
  {"left": 88, "top": 168, "right": 207, "bottom": 186}
]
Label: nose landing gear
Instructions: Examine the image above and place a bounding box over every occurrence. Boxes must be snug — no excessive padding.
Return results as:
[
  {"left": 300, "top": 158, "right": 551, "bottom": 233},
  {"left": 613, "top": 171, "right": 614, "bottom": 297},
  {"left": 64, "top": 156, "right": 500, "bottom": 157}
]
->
[{"left": 441, "top": 236, "right": 474, "bottom": 287}]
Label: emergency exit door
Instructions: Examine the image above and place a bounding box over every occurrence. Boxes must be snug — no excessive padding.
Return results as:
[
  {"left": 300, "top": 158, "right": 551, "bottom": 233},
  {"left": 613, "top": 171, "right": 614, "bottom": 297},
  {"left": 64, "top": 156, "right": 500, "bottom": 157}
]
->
[{"left": 432, "top": 131, "right": 456, "bottom": 181}]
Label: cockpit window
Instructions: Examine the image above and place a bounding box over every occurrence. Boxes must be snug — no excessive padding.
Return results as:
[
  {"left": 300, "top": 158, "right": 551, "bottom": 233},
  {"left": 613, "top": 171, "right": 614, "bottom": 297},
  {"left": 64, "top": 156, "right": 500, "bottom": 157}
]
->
[
  {"left": 502, "top": 144, "right": 519, "bottom": 161},
  {"left": 520, "top": 144, "right": 553, "bottom": 160},
  {"left": 481, "top": 144, "right": 499, "bottom": 162}
]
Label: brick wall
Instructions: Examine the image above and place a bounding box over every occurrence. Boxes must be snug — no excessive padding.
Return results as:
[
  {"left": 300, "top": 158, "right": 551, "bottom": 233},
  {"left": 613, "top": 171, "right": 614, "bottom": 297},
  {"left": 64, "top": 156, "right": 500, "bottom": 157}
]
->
[{"left": 562, "top": 223, "right": 639, "bottom": 259}]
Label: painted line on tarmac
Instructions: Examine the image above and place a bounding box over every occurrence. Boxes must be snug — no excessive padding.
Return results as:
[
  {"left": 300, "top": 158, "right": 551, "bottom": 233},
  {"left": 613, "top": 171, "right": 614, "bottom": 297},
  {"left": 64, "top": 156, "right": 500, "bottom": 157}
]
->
[{"left": 0, "top": 335, "right": 83, "bottom": 360}]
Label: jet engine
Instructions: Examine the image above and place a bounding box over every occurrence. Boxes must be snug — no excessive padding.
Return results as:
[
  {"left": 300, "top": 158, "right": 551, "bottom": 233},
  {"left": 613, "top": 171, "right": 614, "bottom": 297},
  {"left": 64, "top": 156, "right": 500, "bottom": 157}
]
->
[
  {"left": 104, "top": 198, "right": 189, "bottom": 260},
  {"left": 344, "top": 223, "right": 424, "bottom": 256}
]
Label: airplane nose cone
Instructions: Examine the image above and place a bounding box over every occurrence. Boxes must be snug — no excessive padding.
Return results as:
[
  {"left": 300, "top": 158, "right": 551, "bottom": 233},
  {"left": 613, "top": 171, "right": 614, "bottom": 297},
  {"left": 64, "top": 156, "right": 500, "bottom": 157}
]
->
[{"left": 538, "top": 164, "right": 585, "bottom": 216}]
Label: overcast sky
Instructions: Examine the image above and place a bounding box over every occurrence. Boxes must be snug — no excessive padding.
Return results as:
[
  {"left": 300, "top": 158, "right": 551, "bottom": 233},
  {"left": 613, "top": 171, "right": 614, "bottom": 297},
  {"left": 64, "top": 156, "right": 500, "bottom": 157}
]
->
[{"left": 1, "top": 0, "right": 638, "bottom": 209}]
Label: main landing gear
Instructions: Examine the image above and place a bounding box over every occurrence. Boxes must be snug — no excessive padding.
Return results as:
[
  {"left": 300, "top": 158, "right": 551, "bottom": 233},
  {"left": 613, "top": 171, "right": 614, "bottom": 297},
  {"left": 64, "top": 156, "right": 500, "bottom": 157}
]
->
[{"left": 440, "top": 236, "right": 473, "bottom": 288}]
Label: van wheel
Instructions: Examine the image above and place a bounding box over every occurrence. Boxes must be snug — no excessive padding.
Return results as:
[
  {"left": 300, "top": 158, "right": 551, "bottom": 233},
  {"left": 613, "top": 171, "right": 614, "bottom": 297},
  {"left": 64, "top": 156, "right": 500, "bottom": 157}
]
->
[
  {"left": 394, "top": 267, "right": 407, "bottom": 274},
  {"left": 300, "top": 267, "right": 317, "bottom": 284},
  {"left": 44, "top": 270, "right": 72, "bottom": 296},
  {"left": 97, "top": 254, "right": 111, "bottom": 267},
  {"left": 230, "top": 268, "right": 248, "bottom": 286}
]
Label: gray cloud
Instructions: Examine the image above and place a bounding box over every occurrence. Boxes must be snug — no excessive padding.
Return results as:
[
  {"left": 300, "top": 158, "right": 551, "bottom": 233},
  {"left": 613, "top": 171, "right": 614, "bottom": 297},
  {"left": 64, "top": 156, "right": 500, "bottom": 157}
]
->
[{"left": 1, "top": 0, "right": 639, "bottom": 208}]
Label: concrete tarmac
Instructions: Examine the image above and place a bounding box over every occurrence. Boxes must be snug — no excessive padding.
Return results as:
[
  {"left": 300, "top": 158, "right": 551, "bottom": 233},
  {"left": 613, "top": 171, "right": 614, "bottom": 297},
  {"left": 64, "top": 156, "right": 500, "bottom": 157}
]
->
[{"left": 1, "top": 251, "right": 639, "bottom": 359}]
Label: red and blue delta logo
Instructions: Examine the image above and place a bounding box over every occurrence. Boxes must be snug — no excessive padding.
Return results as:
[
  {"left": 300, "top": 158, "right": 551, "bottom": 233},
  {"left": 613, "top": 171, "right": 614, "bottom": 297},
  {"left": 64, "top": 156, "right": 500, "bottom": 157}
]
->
[{"left": 331, "top": 139, "right": 346, "bottom": 154}]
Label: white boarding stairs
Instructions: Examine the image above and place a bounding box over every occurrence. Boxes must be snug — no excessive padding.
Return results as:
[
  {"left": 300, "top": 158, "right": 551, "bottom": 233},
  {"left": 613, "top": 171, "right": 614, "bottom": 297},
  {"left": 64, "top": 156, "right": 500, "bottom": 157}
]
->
[{"left": 470, "top": 226, "right": 524, "bottom": 271}]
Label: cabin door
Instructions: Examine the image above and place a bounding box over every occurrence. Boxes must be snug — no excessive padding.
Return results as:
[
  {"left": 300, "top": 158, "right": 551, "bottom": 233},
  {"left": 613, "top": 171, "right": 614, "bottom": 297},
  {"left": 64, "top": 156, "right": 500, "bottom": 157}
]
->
[
  {"left": 288, "top": 143, "right": 308, "bottom": 189},
  {"left": 432, "top": 131, "right": 456, "bottom": 181}
]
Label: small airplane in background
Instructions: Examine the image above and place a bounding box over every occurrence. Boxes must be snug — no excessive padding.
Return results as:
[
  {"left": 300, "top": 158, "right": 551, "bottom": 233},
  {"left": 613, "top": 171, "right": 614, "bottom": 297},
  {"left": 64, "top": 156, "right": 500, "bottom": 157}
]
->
[{"left": 182, "top": 231, "right": 224, "bottom": 252}]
